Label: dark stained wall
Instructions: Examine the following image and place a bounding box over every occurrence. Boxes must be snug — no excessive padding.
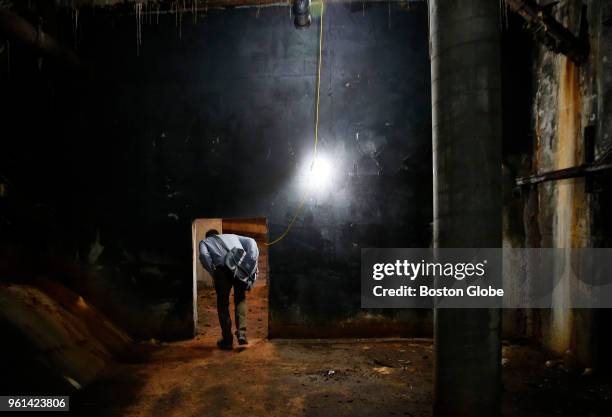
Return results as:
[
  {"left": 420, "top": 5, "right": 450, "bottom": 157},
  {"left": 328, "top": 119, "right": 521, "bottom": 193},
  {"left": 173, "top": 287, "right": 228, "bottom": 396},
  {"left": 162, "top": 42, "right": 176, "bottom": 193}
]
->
[
  {"left": 501, "top": 0, "right": 612, "bottom": 369},
  {"left": 1, "top": 2, "right": 432, "bottom": 339}
]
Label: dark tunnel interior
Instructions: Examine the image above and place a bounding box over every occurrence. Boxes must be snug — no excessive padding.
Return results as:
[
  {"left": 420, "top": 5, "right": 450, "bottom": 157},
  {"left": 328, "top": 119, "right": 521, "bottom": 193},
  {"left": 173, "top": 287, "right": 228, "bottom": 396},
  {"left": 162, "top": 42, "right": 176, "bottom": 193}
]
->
[{"left": 1, "top": 1, "right": 612, "bottom": 416}]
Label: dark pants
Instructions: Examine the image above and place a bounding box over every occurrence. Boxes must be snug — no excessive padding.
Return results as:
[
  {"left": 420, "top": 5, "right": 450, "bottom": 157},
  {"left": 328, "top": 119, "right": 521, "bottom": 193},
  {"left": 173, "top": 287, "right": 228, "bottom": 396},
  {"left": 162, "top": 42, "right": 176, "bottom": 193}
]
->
[{"left": 213, "top": 268, "right": 246, "bottom": 341}]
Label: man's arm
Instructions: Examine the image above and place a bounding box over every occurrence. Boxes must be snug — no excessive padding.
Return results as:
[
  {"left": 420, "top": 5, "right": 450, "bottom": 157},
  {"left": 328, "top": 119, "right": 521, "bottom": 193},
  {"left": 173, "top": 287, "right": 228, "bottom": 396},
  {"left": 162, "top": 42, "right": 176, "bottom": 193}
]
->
[
  {"left": 199, "top": 240, "right": 215, "bottom": 274},
  {"left": 238, "top": 236, "right": 259, "bottom": 260},
  {"left": 238, "top": 236, "right": 259, "bottom": 280}
]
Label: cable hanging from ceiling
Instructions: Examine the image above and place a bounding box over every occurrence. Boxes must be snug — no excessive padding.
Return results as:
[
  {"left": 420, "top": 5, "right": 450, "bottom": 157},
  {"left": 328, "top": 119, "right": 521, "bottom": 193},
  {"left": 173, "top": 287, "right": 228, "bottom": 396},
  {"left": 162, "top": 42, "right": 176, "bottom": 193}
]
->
[{"left": 265, "top": 0, "right": 324, "bottom": 246}]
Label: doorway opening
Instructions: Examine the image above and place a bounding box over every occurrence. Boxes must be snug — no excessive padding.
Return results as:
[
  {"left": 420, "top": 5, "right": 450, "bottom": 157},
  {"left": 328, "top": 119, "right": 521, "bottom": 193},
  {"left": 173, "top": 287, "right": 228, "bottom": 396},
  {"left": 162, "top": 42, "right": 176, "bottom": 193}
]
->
[{"left": 192, "top": 217, "right": 269, "bottom": 340}]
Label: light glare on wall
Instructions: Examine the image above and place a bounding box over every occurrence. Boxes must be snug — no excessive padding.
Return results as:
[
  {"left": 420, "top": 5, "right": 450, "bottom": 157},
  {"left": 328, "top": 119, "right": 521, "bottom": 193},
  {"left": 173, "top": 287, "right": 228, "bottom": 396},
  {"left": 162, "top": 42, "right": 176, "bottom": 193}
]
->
[
  {"left": 299, "top": 153, "right": 334, "bottom": 194},
  {"left": 308, "top": 156, "right": 333, "bottom": 191}
]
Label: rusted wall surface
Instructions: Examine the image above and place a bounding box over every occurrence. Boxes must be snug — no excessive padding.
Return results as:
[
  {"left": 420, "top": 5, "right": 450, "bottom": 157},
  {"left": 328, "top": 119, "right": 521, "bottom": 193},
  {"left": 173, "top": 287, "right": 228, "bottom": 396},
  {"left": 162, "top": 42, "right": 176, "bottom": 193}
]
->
[
  {"left": 527, "top": 0, "right": 584, "bottom": 359},
  {"left": 513, "top": 0, "right": 612, "bottom": 367}
]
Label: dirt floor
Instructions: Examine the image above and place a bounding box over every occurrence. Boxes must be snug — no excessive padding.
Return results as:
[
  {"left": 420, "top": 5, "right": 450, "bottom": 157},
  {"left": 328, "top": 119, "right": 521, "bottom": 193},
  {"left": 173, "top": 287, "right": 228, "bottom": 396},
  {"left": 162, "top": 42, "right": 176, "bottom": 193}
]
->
[
  {"left": 73, "top": 338, "right": 434, "bottom": 417},
  {"left": 501, "top": 342, "right": 612, "bottom": 417},
  {"left": 72, "top": 286, "right": 611, "bottom": 417}
]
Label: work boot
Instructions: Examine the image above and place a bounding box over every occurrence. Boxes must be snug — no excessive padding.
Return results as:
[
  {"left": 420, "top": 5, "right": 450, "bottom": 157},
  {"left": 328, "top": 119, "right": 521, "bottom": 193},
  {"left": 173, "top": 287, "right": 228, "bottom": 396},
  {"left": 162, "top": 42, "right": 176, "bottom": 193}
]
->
[
  {"left": 217, "top": 338, "right": 233, "bottom": 351},
  {"left": 237, "top": 335, "right": 248, "bottom": 346}
]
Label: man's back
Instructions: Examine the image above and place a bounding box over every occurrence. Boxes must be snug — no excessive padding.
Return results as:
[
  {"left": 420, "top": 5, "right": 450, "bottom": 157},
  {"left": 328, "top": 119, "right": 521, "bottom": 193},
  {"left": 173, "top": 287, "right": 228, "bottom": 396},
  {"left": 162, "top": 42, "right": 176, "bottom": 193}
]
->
[{"left": 199, "top": 233, "right": 259, "bottom": 275}]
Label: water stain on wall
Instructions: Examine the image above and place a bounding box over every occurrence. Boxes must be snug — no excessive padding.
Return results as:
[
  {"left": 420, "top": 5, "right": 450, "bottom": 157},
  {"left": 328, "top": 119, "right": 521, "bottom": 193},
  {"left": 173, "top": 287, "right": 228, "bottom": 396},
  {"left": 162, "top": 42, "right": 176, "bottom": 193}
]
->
[{"left": 550, "top": 56, "right": 581, "bottom": 352}]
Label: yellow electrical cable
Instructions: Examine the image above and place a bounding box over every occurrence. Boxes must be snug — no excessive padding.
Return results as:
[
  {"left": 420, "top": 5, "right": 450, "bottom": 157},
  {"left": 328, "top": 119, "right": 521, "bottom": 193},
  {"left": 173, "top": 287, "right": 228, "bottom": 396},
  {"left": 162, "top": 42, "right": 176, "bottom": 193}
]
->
[
  {"left": 313, "top": 0, "right": 324, "bottom": 164},
  {"left": 264, "top": 193, "right": 309, "bottom": 246},
  {"left": 265, "top": 0, "right": 324, "bottom": 247}
]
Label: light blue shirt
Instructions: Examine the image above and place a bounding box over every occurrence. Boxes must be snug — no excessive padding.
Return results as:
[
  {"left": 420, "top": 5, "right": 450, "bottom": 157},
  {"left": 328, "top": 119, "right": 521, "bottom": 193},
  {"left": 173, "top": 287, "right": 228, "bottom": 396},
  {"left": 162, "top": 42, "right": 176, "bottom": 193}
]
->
[{"left": 199, "top": 234, "right": 259, "bottom": 275}]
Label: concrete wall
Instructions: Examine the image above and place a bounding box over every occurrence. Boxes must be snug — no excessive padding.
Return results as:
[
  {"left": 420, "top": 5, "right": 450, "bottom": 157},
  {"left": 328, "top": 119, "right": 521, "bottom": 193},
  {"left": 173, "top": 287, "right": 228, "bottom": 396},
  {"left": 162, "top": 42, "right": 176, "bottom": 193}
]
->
[{"left": 0, "top": 2, "right": 432, "bottom": 339}]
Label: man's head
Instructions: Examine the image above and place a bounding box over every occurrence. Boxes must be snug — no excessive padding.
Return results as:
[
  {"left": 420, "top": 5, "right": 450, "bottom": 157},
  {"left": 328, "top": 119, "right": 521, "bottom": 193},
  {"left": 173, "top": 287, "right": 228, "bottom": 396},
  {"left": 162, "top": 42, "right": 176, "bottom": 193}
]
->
[{"left": 206, "top": 229, "right": 220, "bottom": 238}]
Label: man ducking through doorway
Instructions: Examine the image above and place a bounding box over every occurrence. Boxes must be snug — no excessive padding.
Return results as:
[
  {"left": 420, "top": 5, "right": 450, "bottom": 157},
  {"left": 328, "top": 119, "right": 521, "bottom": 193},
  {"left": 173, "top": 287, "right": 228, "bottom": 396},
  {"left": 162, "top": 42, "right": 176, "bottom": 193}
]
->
[{"left": 199, "top": 229, "right": 259, "bottom": 350}]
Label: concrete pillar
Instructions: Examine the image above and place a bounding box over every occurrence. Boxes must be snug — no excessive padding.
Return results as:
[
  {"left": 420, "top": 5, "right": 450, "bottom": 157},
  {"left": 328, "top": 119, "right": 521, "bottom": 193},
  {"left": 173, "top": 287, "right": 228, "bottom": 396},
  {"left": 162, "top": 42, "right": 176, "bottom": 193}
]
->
[{"left": 429, "top": 1, "right": 502, "bottom": 416}]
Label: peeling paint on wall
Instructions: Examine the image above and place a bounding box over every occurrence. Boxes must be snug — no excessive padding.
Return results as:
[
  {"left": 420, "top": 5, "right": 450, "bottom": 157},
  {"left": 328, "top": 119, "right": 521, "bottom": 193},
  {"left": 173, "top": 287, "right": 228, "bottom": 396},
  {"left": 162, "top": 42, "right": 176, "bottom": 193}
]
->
[{"left": 524, "top": 0, "right": 607, "bottom": 363}]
